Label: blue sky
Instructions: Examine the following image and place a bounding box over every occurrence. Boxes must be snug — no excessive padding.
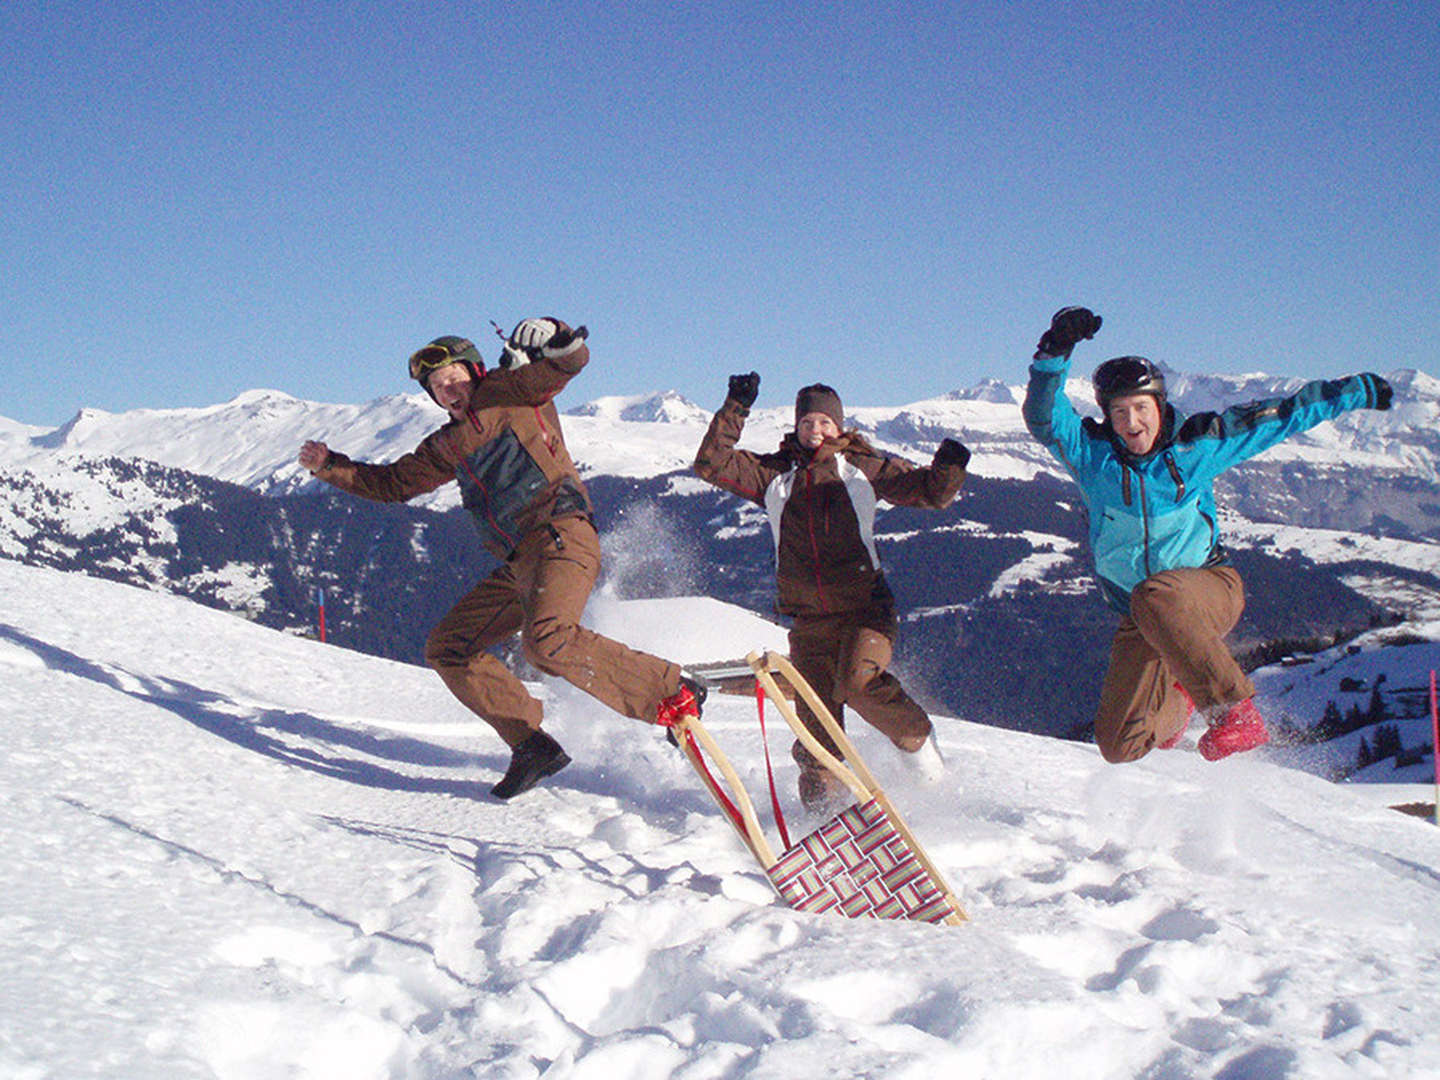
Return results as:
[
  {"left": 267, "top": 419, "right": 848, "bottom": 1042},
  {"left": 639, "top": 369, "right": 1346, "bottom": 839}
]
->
[{"left": 4, "top": 0, "right": 1437, "bottom": 427}]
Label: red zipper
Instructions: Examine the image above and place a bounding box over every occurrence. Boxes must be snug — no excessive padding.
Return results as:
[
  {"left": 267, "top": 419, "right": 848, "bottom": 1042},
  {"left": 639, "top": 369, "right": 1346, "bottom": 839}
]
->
[{"left": 803, "top": 470, "right": 829, "bottom": 613}]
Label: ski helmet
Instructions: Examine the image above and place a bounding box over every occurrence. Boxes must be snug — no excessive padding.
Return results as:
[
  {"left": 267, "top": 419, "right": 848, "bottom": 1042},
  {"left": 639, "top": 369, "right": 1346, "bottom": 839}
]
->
[
  {"left": 1092, "top": 356, "right": 1166, "bottom": 410},
  {"left": 408, "top": 336, "right": 484, "bottom": 397}
]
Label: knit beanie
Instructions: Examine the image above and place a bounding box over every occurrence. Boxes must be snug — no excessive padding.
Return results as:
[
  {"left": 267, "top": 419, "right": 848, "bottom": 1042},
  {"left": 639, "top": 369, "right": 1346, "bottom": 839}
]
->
[{"left": 794, "top": 384, "right": 844, "bottom": 429}]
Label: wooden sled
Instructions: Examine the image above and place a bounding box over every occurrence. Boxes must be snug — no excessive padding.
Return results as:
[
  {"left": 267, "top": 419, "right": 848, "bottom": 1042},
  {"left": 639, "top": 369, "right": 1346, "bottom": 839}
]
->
[{"left": 670, "top": 649, "right": 967, "bottom": 926}]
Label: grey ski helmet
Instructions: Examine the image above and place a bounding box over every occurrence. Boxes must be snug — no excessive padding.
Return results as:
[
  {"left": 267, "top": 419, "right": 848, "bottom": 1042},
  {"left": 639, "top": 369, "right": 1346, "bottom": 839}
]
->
[{"left": 1093, "top": 356, "right": 1166, "bottom": 410}]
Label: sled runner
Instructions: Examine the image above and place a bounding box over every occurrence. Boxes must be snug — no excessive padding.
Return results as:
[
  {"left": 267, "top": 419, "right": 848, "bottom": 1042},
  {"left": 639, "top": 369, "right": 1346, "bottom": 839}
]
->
[{"left": 668, "top": 649, "right": 967, "bottom": 926}]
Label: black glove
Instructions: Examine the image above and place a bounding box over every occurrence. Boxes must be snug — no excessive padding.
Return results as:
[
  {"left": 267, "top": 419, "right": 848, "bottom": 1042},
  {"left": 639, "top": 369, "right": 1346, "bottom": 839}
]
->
[
  {"left": 1372, "top": 375, "right": 1393, "bottom": 411},
  {"left": 934, "top": 438, "right": 970, "bottom": 470},
  {"left": 728, "top": 372, "right": 760, "bottom": 408},
  {"left": 1036, "top": 306, "right": 1102, "bottom": 357},
  {"left": 543, "top": 322, "right": 588, "bottom": 353}
]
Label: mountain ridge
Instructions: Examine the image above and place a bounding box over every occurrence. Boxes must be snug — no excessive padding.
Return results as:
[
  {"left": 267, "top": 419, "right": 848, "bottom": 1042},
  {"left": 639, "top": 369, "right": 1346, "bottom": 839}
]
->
[{"left": 3, "top": 367, "right": 1436, "bottom": 770}]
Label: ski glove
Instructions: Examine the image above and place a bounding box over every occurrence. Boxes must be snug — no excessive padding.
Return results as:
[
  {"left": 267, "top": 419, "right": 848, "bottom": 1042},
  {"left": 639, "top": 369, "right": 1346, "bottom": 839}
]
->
[
  {"left": 1035, "top": 306, "right": 1102, "bottom": 358},
  {"left": 1371, "top": 375, "right": 1393, "bottom": 411},
  {"left": 934, "top": 437, "right": 970, "bottom": 470},
  {"left": 544, "top": 322, "right": 587, "bottom": 353},
  {"left": 511, "top": 317, "right": 556, "bottom": 349},
  {"left": 501, "top": 318, "right": 587, "bottom": 368},
  {"left": 728, "top": 372, "right": 760, "bottom": 408}
]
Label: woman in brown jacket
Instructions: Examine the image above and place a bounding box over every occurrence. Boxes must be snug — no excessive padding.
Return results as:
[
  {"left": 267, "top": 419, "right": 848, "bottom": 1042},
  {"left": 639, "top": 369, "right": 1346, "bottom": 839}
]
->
[
  {"left": 298, "top": 318, "right": 703, "bottom": 800},
  {"left": 693, "top": 375, "right": 970, "bottom": 809}
]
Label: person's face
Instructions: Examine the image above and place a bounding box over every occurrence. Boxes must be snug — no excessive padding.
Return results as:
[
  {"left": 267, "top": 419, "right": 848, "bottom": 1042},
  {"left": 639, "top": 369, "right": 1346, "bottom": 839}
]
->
[
  {"left": 1106, "top": 393, "right": 1163, "bottom": 456},
  {"left": 797, "top": 412, "right": 841, "bottom": 449},
  {"left": 427, "top": 364, "right": 475, "bottom": 419}
]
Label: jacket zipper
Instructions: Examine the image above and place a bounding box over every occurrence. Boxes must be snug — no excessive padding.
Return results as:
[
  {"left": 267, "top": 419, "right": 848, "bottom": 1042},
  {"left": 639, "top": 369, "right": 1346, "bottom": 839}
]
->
[
  {"left": 458, "top": 409, "right": 519, "bottom": 553},
  {"left": 457, "top": 453, "right": 518, "bottom": 553},
  {"left": 1164, "top": 452, "right": 1185, "bottom": 499},
  {"left": 803, "top": 470, "right": 829, "bottom": 613}
]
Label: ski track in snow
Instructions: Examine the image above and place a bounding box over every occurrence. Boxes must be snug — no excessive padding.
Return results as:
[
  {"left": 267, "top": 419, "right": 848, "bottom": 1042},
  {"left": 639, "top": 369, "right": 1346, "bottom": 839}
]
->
[{"left": 2, "top": 558, "right": 1439, "bottom": 1079}]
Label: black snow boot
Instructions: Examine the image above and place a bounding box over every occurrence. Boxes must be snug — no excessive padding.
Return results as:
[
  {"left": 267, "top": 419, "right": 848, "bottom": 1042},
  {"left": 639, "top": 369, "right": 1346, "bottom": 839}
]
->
[{"left": 491, "top": 730, "right": 571, "bottom": 800}]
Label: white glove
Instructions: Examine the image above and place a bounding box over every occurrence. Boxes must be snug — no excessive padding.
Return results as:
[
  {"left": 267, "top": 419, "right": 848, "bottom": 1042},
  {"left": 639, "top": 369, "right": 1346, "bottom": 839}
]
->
[
  {"left": 511, "top": 318, "right": 556, "bottom": 349},
  {"left": 498, "top": 318, "right": 557, "bottom": 368}
]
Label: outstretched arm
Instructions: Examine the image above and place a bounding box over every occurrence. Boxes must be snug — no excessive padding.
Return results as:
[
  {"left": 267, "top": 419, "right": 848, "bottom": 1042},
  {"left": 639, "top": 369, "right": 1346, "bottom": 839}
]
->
[
  {"left": 1022, "top": 306, "right": 1104, "bottom": 475},
  {"left": 297, "top": 432, "right": 454, "bottom": 503},
  {"left": 1179, "top": 372, "right": 1393, "bottom": 475},
  {"left": 692, "top": 373, "right": 780, "bottom": 504},
  {"left": 469, "top": 319, "right": 590, "bottom": 408},
  {"left": 868, "top": 438, "right": 969, "bottom": 508}
]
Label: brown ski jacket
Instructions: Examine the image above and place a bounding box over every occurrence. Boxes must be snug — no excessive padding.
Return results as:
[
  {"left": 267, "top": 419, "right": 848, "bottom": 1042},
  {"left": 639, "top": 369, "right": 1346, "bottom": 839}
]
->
[
  {"left": 693, "top": 396, "right": 966, "bottom": 616},
  {"left": 310, "top": 337, "right": 593, "bottom": 559}
]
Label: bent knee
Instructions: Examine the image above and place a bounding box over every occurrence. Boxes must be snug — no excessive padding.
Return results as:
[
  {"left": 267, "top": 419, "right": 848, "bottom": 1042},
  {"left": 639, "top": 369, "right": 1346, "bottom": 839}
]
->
[
  {"left": 1129, "top": 574, "right": 1205, "bottom": 628},
  {"left": 522, "top": 619, "right": 580, "bottom": 671},
  {"left": 425, "top": 630, "right": 466, "bottom": 671},
  {"left": 838, "top": 660, "right": 885, "bottom": 701},
  {"left": 1098, "top": 739, "right": 1151, "bottom": 764},
  {"left": 1096, "top": 714, "right": 1154, "bottom": 764}
]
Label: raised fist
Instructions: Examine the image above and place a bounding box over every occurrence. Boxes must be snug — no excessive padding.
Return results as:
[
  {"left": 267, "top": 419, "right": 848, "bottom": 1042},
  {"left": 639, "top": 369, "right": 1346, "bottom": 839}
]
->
[
  {"left": 934, "top": 437, "right": 970, "bottom": 470},
  {"left": 1036, "top": 306, "right": 1102, "bottom": 357},
  {"left": 728, "top": 372, "right": 760, "bottom": 408},
  {"left": 298, "top": 440, "right": 331, "bottom": 473}
]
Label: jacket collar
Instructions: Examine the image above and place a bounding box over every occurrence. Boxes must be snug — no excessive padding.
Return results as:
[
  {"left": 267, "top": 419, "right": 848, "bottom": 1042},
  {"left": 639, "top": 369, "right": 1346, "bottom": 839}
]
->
[{"left": 781, "top": 431, "right": 853, "bottom": 466}]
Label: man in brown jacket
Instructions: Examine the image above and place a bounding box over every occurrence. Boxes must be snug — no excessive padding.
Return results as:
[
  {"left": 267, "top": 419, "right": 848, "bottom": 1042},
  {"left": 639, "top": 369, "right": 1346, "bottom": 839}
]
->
[
  {"left": 298, "top": 318, "right": 703, "bottom": 799},
  {"left": 693, "top": 374, "right": 969, "bottom": 810}
]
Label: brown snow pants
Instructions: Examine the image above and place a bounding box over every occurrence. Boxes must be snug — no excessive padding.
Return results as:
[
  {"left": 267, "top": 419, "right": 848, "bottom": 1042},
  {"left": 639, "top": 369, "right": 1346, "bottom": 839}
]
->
[
  {"left": 1095, "top": 565, "right": 1255, "bottom": 763},
  {"left": 424, "top": 516, "right": 682, "bottom": 747},
  {"left": 788, "top": 608, "right": 932, "bottom": 770}
]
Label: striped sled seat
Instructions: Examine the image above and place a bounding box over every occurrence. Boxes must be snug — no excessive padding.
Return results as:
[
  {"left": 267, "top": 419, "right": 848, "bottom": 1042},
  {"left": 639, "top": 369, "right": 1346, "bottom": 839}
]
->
[{"left": 668, "top": 650, "right": 966, "bottom": 926}]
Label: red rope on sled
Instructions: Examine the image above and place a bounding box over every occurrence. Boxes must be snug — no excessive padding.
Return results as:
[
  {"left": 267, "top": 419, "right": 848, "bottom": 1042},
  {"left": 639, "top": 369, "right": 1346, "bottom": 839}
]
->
[
  {"left": 678, "top": 727, "right": 745, "bottom": 833},
  {"left": 756, "top": 678, "right": 792, "bottom": 850}
]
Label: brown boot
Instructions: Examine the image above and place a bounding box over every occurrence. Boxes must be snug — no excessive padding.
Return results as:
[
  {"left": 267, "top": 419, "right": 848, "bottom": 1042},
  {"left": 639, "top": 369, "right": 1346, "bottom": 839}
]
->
[
  {"left": 491, "top": 730, "right": 571, "bottom": 800},
  {"left": 797, "top": 765, "right": 848, "bottom": 815}
]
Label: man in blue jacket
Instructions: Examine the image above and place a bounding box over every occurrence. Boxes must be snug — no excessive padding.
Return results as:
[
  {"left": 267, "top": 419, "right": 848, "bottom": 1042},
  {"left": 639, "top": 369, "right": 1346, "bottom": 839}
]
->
[{"left": 1023, "top": 306, "right": 1393, "bottom": 762}]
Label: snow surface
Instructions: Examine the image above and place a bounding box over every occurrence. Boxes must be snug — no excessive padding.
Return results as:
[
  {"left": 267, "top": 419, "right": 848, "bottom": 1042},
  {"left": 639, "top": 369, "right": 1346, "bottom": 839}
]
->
[{"left": 3, "top": 558, "right": 1439, "bottom": 1078}]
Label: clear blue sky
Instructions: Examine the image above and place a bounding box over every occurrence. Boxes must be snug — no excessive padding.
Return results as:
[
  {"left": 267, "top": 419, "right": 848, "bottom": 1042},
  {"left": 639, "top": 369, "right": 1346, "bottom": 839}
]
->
[{"left": 4, "top": 0, "right": 1437, "bottom": 427}]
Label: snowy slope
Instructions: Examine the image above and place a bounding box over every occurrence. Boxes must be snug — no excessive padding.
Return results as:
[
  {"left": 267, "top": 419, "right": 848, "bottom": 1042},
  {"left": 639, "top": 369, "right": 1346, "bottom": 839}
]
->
[{"left": 3, "top": 557, "right": 1439, "bottom": 1079}]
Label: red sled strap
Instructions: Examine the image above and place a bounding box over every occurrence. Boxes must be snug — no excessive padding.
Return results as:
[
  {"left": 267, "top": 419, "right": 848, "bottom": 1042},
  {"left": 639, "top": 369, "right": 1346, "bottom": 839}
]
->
[
  {"left": 676, "top": 726, "right": 745, "bottom": 833},
  {"left": 756, "top": 678, "right": 792, "bottom": 850}
]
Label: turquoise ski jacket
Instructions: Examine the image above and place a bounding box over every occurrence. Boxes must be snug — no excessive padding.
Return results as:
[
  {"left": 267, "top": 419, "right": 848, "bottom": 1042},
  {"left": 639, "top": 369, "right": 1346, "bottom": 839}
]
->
[{"left": 1023, "top": 351, "right": 1391, "bottom": 612}]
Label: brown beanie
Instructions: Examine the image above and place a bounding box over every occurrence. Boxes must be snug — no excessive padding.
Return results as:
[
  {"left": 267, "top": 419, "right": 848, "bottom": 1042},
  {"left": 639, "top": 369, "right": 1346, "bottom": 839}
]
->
[{"left": 794, "top": 384, "right": 844, "bottom": 429}]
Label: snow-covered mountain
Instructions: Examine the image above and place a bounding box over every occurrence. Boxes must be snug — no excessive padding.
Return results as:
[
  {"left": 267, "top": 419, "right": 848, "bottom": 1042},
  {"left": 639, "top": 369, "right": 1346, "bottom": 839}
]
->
[
  {"left": 16, "top": 368, "right": 1436, "bottom": 501},
  {"left": 2, "top": 368, "right": 1437, "bottom": 773},
  {"left": 3, "top": 556, "right": 1439, "bottom": 1077}
]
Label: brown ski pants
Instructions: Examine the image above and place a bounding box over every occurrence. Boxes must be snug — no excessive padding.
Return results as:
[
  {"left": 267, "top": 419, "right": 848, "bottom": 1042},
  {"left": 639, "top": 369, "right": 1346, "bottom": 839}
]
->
[
  {"left": 424, "top": 516, "right": 681, "bottom": 747},
  {"left": 788, "top": 609, "right": 932, "bottom": 770},
  {"left": 1095, "top": 565, "right": 1255, "bottom": 763}
]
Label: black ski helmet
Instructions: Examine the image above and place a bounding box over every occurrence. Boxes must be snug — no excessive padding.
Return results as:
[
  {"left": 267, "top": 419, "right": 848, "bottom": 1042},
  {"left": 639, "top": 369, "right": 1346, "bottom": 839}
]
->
[
  {"left": 1093, "top": 356, "right": 1166, "bottom": 411},
  {"left": 408, "top": 336, "right": 484, "bottom": 402}
]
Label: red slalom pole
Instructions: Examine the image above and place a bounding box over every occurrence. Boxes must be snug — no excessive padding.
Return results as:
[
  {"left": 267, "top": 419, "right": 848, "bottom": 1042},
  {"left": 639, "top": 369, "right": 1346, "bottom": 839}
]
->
[
  {"left": 1430, "top": 669, "right": 1437, "bottom": 826},
  {"left": 317, "top": 588, "right": 327, "bottom": 644}
]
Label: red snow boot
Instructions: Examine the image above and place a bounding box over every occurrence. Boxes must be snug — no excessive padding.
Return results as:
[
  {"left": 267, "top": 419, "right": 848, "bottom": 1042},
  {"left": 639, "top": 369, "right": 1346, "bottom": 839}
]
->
[
  {"left": 1197, "top": 698, "right": 1270, "bottom": 761},
  {"left": 1158, "top": 682, "right": 1195, "bottom": 750}
]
